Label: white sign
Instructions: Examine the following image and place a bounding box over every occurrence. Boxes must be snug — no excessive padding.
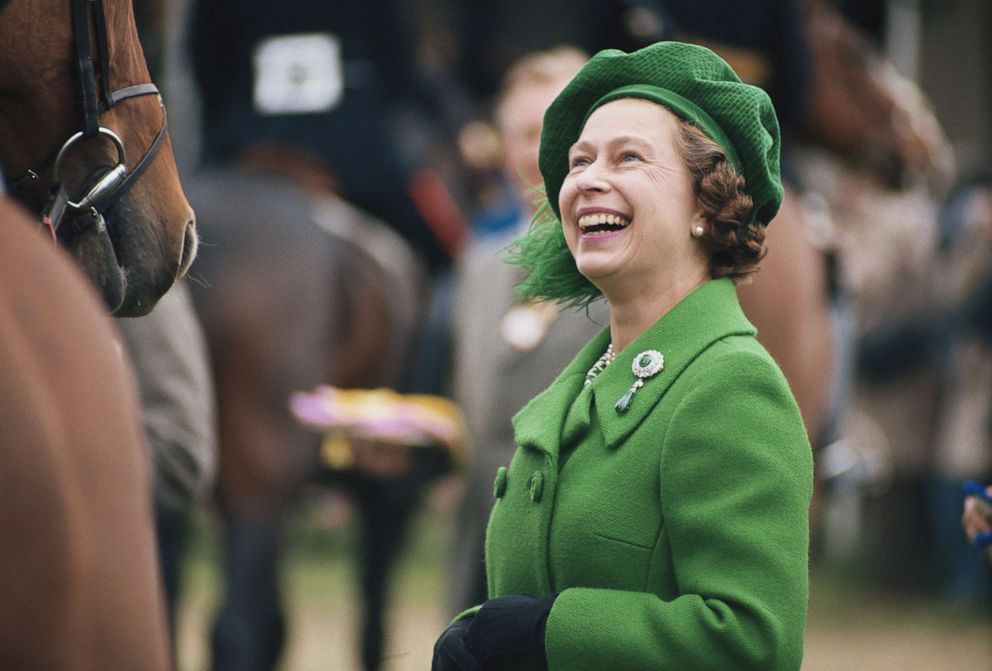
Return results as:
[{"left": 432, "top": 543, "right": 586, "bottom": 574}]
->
[{"left": 252, "top": 33, "right": 344, "bottom": 115}]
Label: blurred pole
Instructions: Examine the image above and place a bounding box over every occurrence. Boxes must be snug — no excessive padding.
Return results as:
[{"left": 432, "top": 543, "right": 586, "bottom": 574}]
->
[{"left": 886, "top": 0, "right": 921, "bottom": 81}]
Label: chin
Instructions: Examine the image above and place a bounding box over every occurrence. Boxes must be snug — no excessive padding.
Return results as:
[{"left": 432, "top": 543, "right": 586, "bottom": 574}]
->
[
  {"left": 574, "top": 250, "right": 624, "bottom": 280},
  {"left": 575, "top": 262, "right": 619, "bottom": 289}
]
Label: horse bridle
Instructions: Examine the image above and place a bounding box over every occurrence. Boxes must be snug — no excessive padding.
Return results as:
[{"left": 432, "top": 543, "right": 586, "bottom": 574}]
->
[{"left": 5, "top": 0, "right": 167, "bottom": 241}]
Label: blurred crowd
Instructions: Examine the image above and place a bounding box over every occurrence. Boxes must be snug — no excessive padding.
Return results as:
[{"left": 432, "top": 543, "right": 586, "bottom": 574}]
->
[{"left": 124, "top": 0, "right": 992, "bottom": 668}]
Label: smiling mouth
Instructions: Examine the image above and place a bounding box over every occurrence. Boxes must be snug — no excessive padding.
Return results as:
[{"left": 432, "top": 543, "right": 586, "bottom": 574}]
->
[{"left": 578, "top": 213, "right": 631, "bottom": 235}]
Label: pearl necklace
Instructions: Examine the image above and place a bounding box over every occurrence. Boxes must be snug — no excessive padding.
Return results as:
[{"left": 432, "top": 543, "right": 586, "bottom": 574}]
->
[{"left": 584, "top": 343, "right": 615, "bottom": 386}]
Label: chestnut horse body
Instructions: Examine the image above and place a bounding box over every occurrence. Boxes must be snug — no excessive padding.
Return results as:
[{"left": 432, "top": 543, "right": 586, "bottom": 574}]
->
[
  {"left": 0, "top": 194, "right": 170, "bottom": 669},
  {"left": 0, "top": 0, "right": 196, "bottom": 315}
]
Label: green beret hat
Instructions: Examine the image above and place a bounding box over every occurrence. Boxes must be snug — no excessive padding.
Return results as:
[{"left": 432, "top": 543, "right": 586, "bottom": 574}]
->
[{"left": 539, "top": 41, "right": 783, "bottom": 225}]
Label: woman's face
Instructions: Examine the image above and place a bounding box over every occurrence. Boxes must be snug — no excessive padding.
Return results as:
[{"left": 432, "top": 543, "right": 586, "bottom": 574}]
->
[{"left": 559, "top": 98, "right": 708, "bottom": 298}]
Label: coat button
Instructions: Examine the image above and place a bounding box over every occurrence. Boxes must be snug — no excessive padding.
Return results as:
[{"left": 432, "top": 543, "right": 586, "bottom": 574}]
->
[
  {"left": 493, "top": 466, "right": 508, "bottom": 499},
  {"left": 529, "top": 471, "right": 544, "bottom": 503}
]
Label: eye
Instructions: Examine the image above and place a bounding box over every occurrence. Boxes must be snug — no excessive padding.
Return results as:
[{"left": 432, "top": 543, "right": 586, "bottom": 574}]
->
[
  {"left": 620, "top": 151, "right": 643, "bottom": 163},
  {"left": 569, "top": 155, "right": 591, "bottom": 170}
]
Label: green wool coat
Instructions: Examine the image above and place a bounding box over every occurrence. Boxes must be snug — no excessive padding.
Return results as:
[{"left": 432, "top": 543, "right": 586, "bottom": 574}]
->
[{"left": 481, "top": 278, "right": 813, "bottom": 670}]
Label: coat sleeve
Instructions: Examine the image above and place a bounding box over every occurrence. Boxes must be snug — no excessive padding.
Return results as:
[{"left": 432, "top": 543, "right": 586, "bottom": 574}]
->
[{"left": 544, "top": 347, "right": 813, "bottom": 671}]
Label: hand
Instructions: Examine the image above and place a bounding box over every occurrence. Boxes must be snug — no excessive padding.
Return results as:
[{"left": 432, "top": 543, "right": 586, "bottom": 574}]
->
[
  {"left": 962, "top": 483, "right": 992, "bottom": 556},
  {"left": 464, "top": 594, "right": 556, "bottom": 668},
  {"left": 432, "top": 617, "right": 481, "bottom": 671}
]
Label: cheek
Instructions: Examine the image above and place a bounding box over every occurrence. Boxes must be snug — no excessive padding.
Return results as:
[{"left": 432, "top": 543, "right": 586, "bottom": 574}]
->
[
  {"left": 557, "top": 185, "right": 578, "bottom": 246},
  {"left": 561, "top": 222, "right": 577, "bottom": 256},
  {"left": 647, "top": 172, "right": 696, "bottom": 218},
  {"left": 558, "top": 178, "right": 576, "bottom": 217}
]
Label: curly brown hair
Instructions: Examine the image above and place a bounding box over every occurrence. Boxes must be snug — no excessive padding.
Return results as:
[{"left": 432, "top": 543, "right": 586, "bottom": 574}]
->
[{"left": 677, "top": 119, "right": 766, "bottom": 279}]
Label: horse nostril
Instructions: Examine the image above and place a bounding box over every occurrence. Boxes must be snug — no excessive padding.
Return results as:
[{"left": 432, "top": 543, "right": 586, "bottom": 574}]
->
[{"left": 179, "top": 215, "right": 198, "bottom": 275}]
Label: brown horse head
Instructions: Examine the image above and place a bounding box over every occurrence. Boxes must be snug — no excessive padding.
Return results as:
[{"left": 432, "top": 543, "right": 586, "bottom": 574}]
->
[
  {"left": 0, "top": 0, "right": 196, "bottom": 315},
  {"left": 801, "top": 5, "right": 954, "bottom": 191}
]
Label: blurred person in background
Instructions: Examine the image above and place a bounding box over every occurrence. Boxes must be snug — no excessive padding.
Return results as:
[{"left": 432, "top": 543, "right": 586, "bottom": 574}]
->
[
  {"left": 114, "top": 283, "right": 218, "bottom": 636},
  {"left": 448, "top": 46, "right": 609, "bottom": 615}
]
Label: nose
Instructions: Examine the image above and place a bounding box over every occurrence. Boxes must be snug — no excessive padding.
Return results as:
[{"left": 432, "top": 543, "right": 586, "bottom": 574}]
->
[{"left": 574, "top": 160, "right": 610, "bottom": 193}]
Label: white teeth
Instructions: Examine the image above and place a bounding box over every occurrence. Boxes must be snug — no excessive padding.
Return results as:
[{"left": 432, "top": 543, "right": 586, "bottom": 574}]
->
[{"left": 577, "top": 213, "right": 630, "bottom": 230}]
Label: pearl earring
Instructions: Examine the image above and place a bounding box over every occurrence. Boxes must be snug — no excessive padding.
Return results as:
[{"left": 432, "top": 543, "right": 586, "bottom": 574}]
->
[{"left": 691, "top": 224, "right": 705, "bottom": 238}]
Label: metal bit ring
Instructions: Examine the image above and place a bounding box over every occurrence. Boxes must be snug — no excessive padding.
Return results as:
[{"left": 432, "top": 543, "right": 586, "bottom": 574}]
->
[{"left": 51, "top": 127, "right": 128, "bottom": 210}]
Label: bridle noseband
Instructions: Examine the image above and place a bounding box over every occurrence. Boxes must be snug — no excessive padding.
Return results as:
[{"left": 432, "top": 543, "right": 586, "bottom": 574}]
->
[{"left": 5, "top": 0, "right": 167, "bottom": 242}]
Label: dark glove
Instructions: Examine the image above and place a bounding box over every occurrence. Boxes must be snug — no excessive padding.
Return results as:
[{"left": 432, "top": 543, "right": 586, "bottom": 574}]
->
[
  {"left": 432, "top": 617, "right": 482, "bottom": 671},
  {"left": 464, "top": 594, "right": 557, "bottom": 669}
]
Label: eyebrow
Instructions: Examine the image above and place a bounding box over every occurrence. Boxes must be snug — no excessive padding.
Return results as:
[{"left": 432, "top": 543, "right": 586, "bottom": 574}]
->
[{"left": 569, "top": 135, "right": 654, "bottom": 155}]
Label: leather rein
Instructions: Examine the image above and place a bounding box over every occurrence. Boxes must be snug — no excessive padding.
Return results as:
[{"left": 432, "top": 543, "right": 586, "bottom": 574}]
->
[{"left": 5, "top": 0, "right": 167, "bottom": 242}]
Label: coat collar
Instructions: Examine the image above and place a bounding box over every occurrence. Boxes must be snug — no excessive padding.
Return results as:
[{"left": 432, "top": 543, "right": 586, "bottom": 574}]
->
[{"left": 512, "top": 278, "right": 756, "bottom": 454}]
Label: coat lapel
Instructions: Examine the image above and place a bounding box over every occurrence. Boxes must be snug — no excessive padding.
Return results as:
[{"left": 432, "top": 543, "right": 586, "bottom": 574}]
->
[
  {"left": 512, "top": 326, "right": 611, "bottom": 456},
  {"left": 589, "top": 278, "right": 756, "bottom": 450}
]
